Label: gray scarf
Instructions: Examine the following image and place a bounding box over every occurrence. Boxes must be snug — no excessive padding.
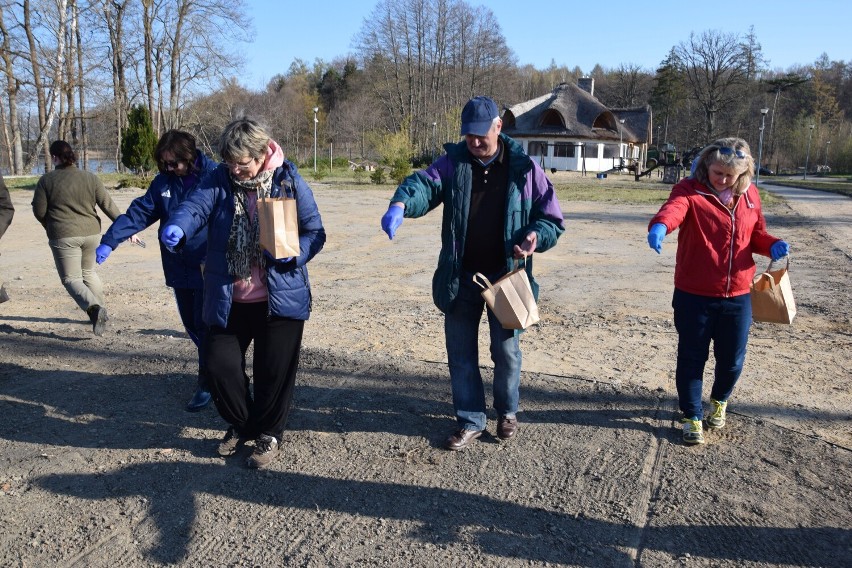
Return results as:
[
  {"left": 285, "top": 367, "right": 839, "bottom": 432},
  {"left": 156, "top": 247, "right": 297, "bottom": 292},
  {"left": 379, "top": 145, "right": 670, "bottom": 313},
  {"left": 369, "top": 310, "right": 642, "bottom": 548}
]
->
[{"left": 227, "top": 170, "right": 274, "bottom": 281}]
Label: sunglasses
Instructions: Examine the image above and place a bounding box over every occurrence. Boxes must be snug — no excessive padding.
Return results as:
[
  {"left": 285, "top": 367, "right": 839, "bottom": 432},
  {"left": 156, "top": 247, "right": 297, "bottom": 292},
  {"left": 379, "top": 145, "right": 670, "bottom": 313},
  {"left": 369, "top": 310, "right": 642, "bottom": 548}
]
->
[
  {"left": 226, "top": 159, "right": 256, "bottom": 172},
  {"left": 162, "top": 160, "right": 183, "bottom": 169},
  {"left": 718, "top": 147, "right": 747, "bottom": 159}
]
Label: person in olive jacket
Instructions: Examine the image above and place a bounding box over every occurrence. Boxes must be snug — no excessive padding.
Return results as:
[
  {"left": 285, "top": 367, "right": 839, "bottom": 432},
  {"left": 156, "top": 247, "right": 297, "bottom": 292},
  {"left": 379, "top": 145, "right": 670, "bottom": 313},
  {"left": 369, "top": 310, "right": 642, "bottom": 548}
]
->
[
  {"left": 0, "top": 172, "right": 13, "bottom": 303},
  {"left": 0, "top": 172, "right": 12, "bottom": 240},
  {"left": 97, "top": 130, "right": 218, "bottom": 411},
  {"left": 32, "top": 140, "right": 120, "bottom": 335}
]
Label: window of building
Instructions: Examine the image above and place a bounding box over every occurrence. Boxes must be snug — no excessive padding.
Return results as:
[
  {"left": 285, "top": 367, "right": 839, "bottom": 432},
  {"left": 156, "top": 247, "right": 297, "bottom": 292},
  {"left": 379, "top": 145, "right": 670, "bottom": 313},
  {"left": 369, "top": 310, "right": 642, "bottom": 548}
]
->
[
  {"left": 539, "top": 110, "right": 565, "bottom": 128},
  {"left": 554, "top": 143, "right": 575, "bottom": 158},
  {"left": 528, "top": 141, "right": 548, "bottom": 156},
  {"left": 602, "top": 144, "right": 620, "bottom": 159}
]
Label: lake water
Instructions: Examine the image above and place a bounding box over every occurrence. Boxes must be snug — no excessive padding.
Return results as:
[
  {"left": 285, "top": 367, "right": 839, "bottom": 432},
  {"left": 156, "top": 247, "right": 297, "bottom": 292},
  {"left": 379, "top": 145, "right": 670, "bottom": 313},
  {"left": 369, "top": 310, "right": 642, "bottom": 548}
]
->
[{"left": 2, "top": 158, "right": 119, "bottom": 176}]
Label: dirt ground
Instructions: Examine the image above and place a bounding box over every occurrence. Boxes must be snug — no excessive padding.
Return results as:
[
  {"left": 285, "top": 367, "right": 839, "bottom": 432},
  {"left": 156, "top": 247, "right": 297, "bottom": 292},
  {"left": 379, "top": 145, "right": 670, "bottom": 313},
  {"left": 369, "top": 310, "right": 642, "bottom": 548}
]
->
[{"left": 0, "top": 175, "right": 850, "bottom": 567}]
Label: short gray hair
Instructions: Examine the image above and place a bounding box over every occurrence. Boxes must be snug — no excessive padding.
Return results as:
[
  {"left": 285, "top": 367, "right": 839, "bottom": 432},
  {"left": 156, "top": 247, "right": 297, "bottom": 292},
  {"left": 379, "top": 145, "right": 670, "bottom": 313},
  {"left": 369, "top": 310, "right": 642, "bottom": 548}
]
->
[{"left": 218, "top": 118, "right": 270, "bottom": 162}]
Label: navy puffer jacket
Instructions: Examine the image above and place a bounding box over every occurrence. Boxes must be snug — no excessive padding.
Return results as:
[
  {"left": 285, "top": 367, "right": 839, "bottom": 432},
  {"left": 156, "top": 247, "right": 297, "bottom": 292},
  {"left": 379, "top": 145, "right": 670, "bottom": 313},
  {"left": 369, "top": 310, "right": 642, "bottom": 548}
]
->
[
  {"left": 167, "top": 161, "right": 325, "bottom": 327},
  {"left": 101, "top": 150, "right": 218, "bottom": 288}
]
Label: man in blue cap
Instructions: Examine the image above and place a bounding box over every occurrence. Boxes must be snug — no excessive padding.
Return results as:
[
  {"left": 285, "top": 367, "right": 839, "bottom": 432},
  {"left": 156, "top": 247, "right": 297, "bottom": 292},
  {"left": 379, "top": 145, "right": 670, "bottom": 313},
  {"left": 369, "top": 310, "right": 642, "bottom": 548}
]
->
[{"left": 380, "top": 96, "right": 565, "bottom": 450}]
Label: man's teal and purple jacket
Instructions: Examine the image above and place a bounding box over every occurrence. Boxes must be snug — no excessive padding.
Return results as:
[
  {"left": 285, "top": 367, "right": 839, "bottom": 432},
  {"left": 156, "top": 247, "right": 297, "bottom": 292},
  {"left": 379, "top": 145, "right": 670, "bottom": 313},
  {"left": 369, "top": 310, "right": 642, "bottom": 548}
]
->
[{"left": 390, "top": 133, "right": 565, "bottom": 313}]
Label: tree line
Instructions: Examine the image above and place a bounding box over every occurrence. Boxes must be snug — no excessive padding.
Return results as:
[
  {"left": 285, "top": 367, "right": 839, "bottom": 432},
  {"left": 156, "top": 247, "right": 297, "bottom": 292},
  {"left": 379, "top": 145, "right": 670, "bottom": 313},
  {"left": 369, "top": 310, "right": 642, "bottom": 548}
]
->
[{"left": 2, "top": 0, "right": 850, "bottom": 176}]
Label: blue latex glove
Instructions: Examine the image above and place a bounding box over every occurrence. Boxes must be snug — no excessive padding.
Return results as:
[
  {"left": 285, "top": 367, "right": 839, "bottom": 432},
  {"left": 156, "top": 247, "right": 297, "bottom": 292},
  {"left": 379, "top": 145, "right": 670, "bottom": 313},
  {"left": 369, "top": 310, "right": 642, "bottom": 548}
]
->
[
  {"left": 161, "top": 225, "right": 184, "bottom": 248},
  {"left": 380, "top": 205, "right": 404, "bottom": 240},
  {"left": 95, "top": 244, "right": 112, "bottom": 265},
  {"left": 647, "top": 223, "right": 667, "bottom": 254},
  {"left": 263, "top": 250, "right": 294, "bottom": 264},
  {"left": 770, "top": 240, "right": 789, "bottom": 261}
]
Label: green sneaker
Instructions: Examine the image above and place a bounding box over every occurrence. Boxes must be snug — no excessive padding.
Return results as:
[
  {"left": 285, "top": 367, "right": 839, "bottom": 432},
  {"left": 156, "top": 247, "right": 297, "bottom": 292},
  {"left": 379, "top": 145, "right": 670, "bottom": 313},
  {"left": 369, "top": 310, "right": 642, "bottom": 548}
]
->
[
  {"left": 680, "top": 417, "right": 705, "bottom": 445},
  {"left": 706, "top": 399, "right": 728, "bottom": 429}
]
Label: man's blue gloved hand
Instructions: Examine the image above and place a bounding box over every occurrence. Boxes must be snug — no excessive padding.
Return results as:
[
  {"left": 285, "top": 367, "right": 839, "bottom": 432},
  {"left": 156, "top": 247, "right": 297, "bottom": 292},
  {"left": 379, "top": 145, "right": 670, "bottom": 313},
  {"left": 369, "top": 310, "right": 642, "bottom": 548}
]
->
[
  {"left": 647, "top": 223, "right": 667, "bottom": 254},
  {"left": 95, "top": 244, "right": 112, "bottom": 265},
  {"left": 380, "top": 205, "right": 404, "bottom": 240},
  {"left": 770, "top": 240, "right": 790, "bottom": 261},
  {"left": 263, "top": 250, "right": 294, "bottom": 264},
  {"left": 161, "top": 225, "right": 184, "bottom": 248}
]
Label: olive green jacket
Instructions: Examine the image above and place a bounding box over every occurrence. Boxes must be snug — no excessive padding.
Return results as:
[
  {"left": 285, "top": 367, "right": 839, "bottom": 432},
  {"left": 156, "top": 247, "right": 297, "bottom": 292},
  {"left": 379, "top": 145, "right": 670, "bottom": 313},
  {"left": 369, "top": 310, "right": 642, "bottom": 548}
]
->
[{"left": 32, "top": 165, "right": 120, "bottom": 239}]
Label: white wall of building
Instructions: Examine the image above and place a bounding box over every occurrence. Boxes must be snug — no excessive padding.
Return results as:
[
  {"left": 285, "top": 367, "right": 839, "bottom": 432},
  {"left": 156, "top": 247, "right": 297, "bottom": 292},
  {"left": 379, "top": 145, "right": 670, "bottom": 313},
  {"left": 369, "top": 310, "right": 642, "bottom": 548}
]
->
[{"left": 517, "top": 138, "right": 640, "bottom": 172}]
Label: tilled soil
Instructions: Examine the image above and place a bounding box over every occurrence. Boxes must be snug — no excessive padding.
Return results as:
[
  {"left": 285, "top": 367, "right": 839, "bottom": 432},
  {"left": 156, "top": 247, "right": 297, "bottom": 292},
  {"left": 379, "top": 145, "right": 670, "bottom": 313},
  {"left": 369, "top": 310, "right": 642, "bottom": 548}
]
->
[{"left": 0, "top": 179, "right": 850, "bottom": 567}]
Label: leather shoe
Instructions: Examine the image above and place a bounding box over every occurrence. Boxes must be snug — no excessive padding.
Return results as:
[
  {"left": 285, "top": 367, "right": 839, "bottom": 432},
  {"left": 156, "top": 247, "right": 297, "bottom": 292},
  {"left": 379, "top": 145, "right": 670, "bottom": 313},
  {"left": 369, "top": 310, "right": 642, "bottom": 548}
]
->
[
  {"left": 444, "top": 428, "right": 483, "bottom": 451},
  {"left": 497, "top": 416, "right": 518, "bottom": 440},
  {"left": 186, "top": 388, "right": 212, "bottom": 412}
]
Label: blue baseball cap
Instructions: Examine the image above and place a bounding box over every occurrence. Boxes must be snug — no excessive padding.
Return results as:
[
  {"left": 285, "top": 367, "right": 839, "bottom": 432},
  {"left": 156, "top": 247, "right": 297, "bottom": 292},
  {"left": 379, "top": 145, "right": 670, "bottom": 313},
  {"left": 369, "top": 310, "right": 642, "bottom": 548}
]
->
[{"left": 460, "top": 96, "right": 499, "bottom": 136}]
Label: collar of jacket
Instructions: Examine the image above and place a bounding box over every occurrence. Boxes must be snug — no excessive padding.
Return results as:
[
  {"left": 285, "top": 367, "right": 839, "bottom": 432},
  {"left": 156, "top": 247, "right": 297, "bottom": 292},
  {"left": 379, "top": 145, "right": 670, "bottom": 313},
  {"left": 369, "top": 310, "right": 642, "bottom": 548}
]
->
[
  {"left": 684, "top": 177, "right": 756, "bottom": 210},
  {"left": 443, "top": 133, "right": 532, "bottom": 177}
]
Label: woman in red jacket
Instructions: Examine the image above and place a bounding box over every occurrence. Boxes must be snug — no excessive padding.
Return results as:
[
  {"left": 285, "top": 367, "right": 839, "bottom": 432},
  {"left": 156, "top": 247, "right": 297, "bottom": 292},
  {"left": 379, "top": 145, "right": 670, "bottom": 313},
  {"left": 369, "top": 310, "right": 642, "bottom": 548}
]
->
[{"left": 647, "top": 137, "right": 789, "bottom": 445}]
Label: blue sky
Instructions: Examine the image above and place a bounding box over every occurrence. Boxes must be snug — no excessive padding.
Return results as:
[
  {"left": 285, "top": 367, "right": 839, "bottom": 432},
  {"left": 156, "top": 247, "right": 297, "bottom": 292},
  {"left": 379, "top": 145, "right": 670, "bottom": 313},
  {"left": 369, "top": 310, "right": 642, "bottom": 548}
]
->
[{"left": 241, "top": 0, "right": 850, "bottom": 91}]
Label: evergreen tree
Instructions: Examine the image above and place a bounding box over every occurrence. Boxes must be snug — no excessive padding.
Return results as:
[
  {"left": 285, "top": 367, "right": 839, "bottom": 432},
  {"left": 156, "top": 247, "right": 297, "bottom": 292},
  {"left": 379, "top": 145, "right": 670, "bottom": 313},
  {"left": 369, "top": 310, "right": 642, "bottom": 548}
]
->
[{"left": 121, "top": 105, "right": 157, "bottom": 176}]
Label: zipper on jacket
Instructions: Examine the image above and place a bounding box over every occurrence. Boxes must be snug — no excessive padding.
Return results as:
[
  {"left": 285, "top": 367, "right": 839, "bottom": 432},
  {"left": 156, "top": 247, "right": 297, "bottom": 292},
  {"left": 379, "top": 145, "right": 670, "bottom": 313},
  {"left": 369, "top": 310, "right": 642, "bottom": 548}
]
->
[{"left": 725, "top": 203, "right": 737, "bottom": 297}]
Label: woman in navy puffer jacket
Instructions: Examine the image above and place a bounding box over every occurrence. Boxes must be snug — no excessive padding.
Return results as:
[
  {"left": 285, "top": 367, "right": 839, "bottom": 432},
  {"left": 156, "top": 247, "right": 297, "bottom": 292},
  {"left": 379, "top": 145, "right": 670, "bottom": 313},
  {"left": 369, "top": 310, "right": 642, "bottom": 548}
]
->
[
  {"left": 97, "top": 130, "right": 218, "bottom": 412},
  {"left": 162, "top": 118, "right": 325, "bottom": 469}
]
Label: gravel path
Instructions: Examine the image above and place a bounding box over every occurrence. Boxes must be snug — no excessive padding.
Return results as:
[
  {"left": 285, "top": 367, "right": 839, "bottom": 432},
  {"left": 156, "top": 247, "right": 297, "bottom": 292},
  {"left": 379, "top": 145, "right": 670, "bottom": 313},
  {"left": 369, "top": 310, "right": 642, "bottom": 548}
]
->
[{"left": 0, "top": 183, "right": 849, "bottom": 567}]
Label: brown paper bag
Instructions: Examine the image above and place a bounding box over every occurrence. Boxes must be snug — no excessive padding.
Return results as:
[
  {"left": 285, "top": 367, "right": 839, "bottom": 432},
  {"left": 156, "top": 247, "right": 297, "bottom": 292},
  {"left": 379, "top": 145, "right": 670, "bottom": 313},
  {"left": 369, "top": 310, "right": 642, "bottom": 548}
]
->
[
  {"left": 473, "top": 264, "right": 540, "bottom": 330},
  {"left": 257, "top": 196, "right": 299, "bottom": 258},
  {"left": 751, "top": 257, "right": 796, "bottom": 324}
]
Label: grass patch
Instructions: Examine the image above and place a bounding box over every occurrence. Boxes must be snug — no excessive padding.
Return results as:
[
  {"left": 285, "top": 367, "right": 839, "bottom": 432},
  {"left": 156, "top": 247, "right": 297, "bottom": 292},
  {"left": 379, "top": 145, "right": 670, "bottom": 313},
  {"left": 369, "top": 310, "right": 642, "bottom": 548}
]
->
[
  {"left": 3, "top": 172, "right": 150, "bottom": 192},
  {"left": 551, "top": 174, "right": 670, "bottom": 204},
  {"left": 3, "top": 176, "right": 40, "bottom": 191}
]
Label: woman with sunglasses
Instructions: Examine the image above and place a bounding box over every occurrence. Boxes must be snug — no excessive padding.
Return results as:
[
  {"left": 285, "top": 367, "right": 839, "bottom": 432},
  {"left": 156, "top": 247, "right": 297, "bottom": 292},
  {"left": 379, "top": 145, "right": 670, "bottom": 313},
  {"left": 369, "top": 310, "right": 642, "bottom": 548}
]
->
[
  {"left": 160, "top": 118, "right": 326, "bottom": 469},
  {"left": 96, "top": 130, "right": 218, "bottom": 411},
  {"left": 646, "top": 137, "right": 790, "bottom": 445}
]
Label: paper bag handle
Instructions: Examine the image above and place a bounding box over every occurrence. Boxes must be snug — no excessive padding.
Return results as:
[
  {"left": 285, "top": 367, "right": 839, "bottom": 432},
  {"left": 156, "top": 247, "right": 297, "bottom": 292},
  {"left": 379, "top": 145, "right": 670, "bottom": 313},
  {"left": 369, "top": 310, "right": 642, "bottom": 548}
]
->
[
  {"left": 472, "top": 272, "right": 495, "bottom": 293},
  {"left": 765, "top": 255, "right": 790, "bottom": 273}
]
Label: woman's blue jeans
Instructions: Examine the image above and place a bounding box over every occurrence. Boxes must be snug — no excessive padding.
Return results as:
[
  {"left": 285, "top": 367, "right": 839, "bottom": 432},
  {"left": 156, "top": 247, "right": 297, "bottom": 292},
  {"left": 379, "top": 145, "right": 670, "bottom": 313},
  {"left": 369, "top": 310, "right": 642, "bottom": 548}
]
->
[
  {"left": 444, "top": 269, "right": 521, "bottom": 431},
  {"left": 672, "top": 288, "right": 752, "bottom": 419}
]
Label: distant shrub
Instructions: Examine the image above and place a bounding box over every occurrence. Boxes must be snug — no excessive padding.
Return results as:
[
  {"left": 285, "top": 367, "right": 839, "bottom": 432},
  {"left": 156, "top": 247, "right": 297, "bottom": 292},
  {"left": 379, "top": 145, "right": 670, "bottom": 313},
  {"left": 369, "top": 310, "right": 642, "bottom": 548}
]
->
[
  {"left": 120, "top": 105, "right": 157, "bottom": 176},
  {"left": 370, "top": 167, "right": 386, "bottom": 185},
  {"left": 389, "top": 159, "right": 412, "bottom": 185},
  {"left": 116, "top": 175, "right": 149, "bottom": 190},
  {"left": 353, "top": 167, "right": 367, "bottom": 184}
]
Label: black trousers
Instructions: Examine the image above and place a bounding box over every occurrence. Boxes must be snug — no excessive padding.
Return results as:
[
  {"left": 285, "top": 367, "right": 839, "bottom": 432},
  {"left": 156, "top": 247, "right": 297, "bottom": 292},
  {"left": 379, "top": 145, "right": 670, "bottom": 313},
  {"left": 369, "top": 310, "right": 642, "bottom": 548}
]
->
[{"left": 205, "top": 301, "right": 304, "bottom": 441}]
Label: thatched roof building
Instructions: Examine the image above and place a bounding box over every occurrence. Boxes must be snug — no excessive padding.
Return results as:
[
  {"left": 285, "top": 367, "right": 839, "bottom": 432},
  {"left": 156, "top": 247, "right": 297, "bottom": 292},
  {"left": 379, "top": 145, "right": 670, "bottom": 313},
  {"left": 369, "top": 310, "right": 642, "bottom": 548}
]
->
[{"left": 502, "top": 79, "right": 652, "bottom": 174}]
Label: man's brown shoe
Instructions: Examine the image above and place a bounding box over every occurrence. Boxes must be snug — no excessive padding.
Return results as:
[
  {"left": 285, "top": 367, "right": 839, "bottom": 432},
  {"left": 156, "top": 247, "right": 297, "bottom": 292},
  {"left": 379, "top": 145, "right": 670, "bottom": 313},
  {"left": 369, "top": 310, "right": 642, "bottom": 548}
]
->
[
  {"left": 497, "top": 416, "right": 518, "bottom": 440},
  {"left": 444, "top": 428, "right": 483, "bottom": 451}
]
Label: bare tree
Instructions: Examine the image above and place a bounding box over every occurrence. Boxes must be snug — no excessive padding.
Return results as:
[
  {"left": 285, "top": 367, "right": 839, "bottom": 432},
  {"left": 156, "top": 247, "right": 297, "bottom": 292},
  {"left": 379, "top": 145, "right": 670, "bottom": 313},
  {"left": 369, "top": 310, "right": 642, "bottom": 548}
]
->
[
  {"left": 0, "top": 6, "right": 25, "bottom": 173},
  {"left": 356, "top": 0, "right": 515, "bottom": 156},
  {"left": 674, "top": 30, "right": 749, "bottom": 140},
  {"left": 71, "top": 0, "right": 89, "bottom": 167},
  {"left": 22, "top": 0, "right": 69, "bottom": 173},
  {"left": 100, "top": 0, "right": 131, "bottom": 171},
  {"left": 596, "top": 63, "right": 654, "bottom": 108}
]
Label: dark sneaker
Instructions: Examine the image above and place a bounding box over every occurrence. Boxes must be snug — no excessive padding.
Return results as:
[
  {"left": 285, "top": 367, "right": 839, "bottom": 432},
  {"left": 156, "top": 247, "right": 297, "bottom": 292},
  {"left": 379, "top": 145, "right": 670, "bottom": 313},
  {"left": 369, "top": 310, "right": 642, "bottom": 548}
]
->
[
  {"left": 217, "top": 426, "right": 246, "bottom": 457},
  {"left": 186, "top": 388, "right": 211, "bottom": 412},
  {"left": 246, "top": 434, "right": 279, "bottom": 468},
  {"left": 87, "top": 305, "right": 108, "bottom": 336}
]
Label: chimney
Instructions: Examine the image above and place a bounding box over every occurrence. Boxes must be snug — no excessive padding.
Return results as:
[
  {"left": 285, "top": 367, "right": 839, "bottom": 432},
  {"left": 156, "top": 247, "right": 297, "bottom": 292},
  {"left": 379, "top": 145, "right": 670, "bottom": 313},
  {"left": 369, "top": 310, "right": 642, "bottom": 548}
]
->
[{"left": 578, "top": 77, "right": 594, "bottom": 97}]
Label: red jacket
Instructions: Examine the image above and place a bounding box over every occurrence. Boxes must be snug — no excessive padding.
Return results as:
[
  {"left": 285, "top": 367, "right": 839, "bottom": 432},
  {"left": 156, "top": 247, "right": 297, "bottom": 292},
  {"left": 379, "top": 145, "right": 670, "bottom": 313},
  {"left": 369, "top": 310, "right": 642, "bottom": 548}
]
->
[{"left": 649, "top": 178, "right": 780, "bottom": 298}]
